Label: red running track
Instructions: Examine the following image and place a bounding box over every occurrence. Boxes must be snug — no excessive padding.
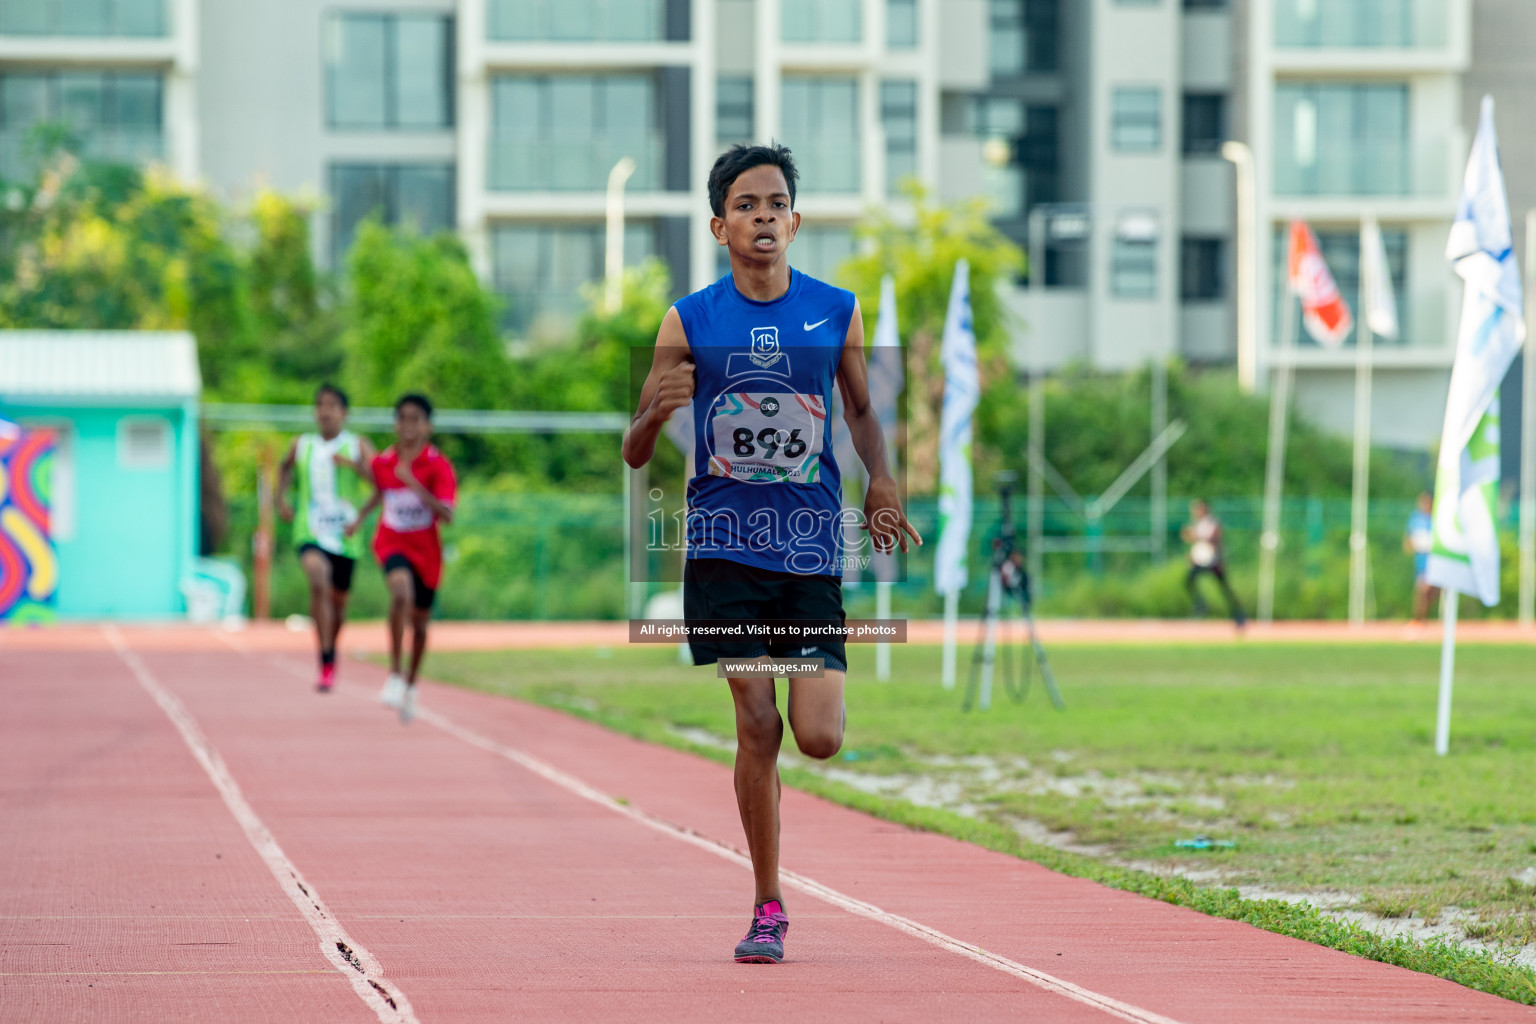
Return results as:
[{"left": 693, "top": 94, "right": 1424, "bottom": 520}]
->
[{"left": 2, "top": 628, "right": 1530, "bottom": 1023}]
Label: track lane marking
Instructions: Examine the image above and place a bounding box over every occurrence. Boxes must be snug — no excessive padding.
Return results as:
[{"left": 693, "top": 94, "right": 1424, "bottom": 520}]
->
[
  {"left": 410, "top": 699, "right": 1191, "bottom": 1024},
  {"left": 106, "top": 629, "right": 419, "bottom": 1024}
]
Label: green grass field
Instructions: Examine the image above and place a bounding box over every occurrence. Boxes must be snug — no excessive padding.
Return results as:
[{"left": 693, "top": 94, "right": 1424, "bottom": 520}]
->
[{"left": 421, "top": 641, "right": 1536, "bottom": 1000}]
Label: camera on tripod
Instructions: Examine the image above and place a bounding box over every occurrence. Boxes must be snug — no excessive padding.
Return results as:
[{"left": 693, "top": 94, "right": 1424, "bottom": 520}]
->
[{"left": 962, "top": 469, "right": 1063, "bottom": 712}]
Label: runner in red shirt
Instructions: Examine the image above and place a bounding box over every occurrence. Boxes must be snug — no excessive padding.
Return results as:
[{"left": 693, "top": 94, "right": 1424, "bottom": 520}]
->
[{"left": 347, "top": 393, "right": 456, "bottom": 723}]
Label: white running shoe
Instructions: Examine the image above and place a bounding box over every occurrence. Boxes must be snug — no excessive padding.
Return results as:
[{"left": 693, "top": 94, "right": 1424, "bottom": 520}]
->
[
  {"left": 380, "top": 673, "right": 406, "bottom": 708},
  {"left": 398, "top": 684, "right": 417, "bottom": 724}
]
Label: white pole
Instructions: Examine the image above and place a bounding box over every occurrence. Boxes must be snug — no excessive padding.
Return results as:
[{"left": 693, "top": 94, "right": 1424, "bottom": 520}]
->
[
  {"left": 1520, "top": 210, "right": 1536, "bottom": 628},
  {"left": 940, "top": 589, "right": 959, "bottom": 689},
  {"left": 1434, "top": 591, "right": 1459, "bottom": 756},
  {"left": 875, "top": 581, "right": 892, "bottom": 681},
  {"left": 1222, "top": 142, "right": 1259, "bottom": 395},
  {"left": 978, "top": 569, "right": 1001, "bottom": 710},
  {"left": 604, "top": 157, "right": 638, "bottom": 314},
  {"left": 1027, "top": 209, "right": 1046, "bottom": 587},
  {"left": 1257, "top": 290, "right": 1298, "bottom": 623},
  {"left": 1348, "top": 223, "right": 1376, "bottom": 626},
  {"left": 1151, "top": 359, "right": 1167, "bottom": 562}
]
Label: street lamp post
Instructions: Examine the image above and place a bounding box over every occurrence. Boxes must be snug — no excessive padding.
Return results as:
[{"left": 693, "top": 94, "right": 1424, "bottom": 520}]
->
[{"left": 1222, "top": 141, "right": 1258, "bottom": 395}]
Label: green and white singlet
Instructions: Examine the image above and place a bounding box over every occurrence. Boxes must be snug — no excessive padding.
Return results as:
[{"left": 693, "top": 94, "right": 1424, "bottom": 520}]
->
[{"left": 293, "top": 431, "right": 366, "bottom": 559}]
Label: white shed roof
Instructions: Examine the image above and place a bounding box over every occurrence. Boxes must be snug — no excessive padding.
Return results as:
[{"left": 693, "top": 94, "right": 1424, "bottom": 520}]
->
[{"left": 0, "top": 331, "right": 202, "bottom": 402}]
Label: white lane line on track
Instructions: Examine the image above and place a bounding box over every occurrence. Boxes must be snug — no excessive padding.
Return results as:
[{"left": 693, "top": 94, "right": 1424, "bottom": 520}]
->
[
  {"left": 105, "top": 629, "right": 419, "bottom": 1024},
  {"left": 413, "top": 705, "right": 1191, "bottom": 1024}
]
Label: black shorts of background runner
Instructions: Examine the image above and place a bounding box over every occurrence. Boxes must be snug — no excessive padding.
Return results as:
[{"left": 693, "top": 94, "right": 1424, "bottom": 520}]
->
[
  {"left": 297, "top": 543, "right": 356, "bottom": 593},
  {"left": 683, "top": 557, "right": 847, "bottom": 672},
  {"left": 382, "top": 553, "right": 436, "bottom": 610}
]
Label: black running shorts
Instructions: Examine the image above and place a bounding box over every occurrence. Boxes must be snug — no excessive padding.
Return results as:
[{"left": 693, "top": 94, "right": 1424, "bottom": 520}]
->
[
  {"left": 382, "top": 553, "right": 436, "bottom": 610},
  {"left": 297, "top": 543, "right": 356, "bottom": 593},
  {"left": 682, "top": 557, "right": 847, "bottom": 673}
]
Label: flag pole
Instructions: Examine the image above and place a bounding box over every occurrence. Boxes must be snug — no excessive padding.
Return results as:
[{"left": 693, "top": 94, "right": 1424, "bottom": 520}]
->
[
  {"left": 876, "top": 581, "right": 892, "bottom": 681},
  {"left": 941, "top": 589, "right": 959, "bottom": 689},
  {"left": 1257, "top": 288, "right": 1298, "bottom": 623},
  {"left": 1435, "top": 590, "right": 1458, "bottom": 756},
  {"left": 1520, "top": 210, "right": 1536, "bottom": 629},
  {"left": 1348, "top": 222, "right": 1377, "bottom": 626}
]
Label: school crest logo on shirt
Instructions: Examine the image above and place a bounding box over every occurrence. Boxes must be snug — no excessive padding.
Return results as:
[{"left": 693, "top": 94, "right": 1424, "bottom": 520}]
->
[{"left": 749, "top": 326, "right": 782, "bottom": 368}]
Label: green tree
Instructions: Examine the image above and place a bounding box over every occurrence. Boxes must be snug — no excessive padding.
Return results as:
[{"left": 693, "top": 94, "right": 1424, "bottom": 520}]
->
[
  {"left": 837, "top": 185, "right": 1025, "bottom": 493},
  {"left": 243, "top": 189, "right": 344, "bottom": 395},
  {"left": 0, "top": 155, "right": 256, "bottom": 391}
]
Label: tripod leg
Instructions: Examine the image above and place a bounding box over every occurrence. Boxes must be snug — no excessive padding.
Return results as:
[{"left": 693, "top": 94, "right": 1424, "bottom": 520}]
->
[
  {"left": 963, "top": 569, "right": 995, "bottom": 712},
  {"left": 1022, "top": 597, "right": 1065, "bottom": 710},
  {"left": 977, "top": 568, "right": 1003, "bottom": 711}
]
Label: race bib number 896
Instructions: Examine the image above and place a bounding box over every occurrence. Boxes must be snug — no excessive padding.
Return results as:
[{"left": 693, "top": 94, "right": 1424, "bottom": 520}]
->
[{"left": 707, "top": 391, "right": 824, "bottom": 485}]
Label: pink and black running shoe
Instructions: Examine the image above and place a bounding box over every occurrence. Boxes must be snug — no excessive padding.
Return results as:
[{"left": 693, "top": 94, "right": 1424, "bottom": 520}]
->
[
  {"left": 317, "top": 663, "right": 335, "bottom": 693},
  {"left": 733, "top": 899, "right": 788, "bottom": 963}
]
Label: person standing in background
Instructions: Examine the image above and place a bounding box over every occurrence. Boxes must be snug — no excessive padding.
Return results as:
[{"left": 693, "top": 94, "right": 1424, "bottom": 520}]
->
[{"left": 1182, "top": 499, "right": 1245, "bottom": 628}]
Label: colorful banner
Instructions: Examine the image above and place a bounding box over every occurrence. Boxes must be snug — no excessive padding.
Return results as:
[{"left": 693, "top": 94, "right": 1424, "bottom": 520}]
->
[
  {"left": 0, "top": 421, "right": 58, "bottom": 624},
  {"left": 1288, "top": 220, "right": 1354, "bottom": 347},
  {"left": 934, "top": 260, "right": 978, "bottom": 597}
]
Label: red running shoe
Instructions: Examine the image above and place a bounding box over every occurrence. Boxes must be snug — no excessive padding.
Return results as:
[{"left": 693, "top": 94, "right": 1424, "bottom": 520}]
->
[{"left": 317, "top": 663, "right": 336, "bottom": 693}]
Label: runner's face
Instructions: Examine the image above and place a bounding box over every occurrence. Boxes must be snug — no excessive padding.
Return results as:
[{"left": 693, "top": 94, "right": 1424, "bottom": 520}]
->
[
  {"left": 711, "top": 164, "right": 800, "bottom": 268},
  {"left": 395, "top": 404, "right": 429, "bottom": 445},
  {"left": 314, "top": 393, "right": 346, "bottom": 436}
]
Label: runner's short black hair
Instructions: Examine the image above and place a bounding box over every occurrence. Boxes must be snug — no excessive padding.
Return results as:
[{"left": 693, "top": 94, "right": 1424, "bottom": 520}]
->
[
  {"left": 708, "top": 143, "right": 798, "bottom": 217},
  {"left": 395, "top": 393, "right": 433, "bottom": 419},
  {"left": 315, "top": 382, "right": 349, "bottom": 409}
]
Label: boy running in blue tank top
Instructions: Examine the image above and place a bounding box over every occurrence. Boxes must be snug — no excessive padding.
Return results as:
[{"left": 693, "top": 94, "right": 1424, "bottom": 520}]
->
[{"left": 624, "top": 144, "right": 922, "bottom": 964}]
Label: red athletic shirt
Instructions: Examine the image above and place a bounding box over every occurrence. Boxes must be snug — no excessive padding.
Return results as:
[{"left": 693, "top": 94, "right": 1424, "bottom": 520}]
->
[{"left": 371, "top": 445, "right": 457, "bottom": 589}]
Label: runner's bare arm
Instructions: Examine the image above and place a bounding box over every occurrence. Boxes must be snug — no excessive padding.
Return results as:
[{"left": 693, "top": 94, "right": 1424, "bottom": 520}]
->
[
  {"left": 622, "top": 307, "right": 695, "bottom": 469},
  {"left": 276, "top": 438, "right": 299, "bottom": 521},
  {"left": 345, "top": 483, "right": 381, "bottom": 538},
  {"left": 335, "top": 436, "right": 377, "bottom": 482},
  {"left": 837, "top": 303, "right": 922, "bottom": 554}
]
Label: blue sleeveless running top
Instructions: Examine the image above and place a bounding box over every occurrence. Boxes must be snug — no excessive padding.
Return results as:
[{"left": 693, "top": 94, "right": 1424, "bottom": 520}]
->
[{"left": 674, "top": 269, "right": 857, "bottom": 576}]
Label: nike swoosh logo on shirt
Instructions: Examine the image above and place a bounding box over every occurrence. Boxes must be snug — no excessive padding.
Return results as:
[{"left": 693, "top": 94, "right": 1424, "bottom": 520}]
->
[{"left": 803, "top": 318, "right": 829, "bottom": 331}]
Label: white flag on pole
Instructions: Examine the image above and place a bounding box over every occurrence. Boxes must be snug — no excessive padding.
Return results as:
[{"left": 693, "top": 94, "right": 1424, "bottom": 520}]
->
[
  {"left": 935, "top": 260, "right": 978, "bottom": 597},
  {"left": 1361, "top": 218, "right": 1399, "bottom": 340},
  {"left": 1426, "top": 96, "right": 1525, "bottom": 606}
]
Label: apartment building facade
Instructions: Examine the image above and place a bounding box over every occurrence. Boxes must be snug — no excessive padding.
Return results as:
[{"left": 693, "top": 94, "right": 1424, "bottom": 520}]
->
[{"left": 3, "top": 0, "right": 1533, "bottom": 454}]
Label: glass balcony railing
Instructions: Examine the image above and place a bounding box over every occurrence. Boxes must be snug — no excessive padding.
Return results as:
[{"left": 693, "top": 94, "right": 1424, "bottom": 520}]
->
[
  {"left": 1274, "top": 139, "right": 1449, "bottom": 198},
  {"left": 487, "top": 136, "right": 663, "bottom": 192},
  {"left": 0, "top": 0, "right": 167, "bottom": 37},
  {"left": 1274, "top": 0, "right": 1449, "bottom": 49},
  {"left": 487, "top": 0, "right": 665, "bottom": 42},
  {"left": 0, "top": 127, "right": 162, "bottom": 181}
]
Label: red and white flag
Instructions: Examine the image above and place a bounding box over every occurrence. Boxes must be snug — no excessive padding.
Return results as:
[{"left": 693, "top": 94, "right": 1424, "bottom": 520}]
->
[{"left": 1288, "top": 220, "right": 1354, "bottom": 347}]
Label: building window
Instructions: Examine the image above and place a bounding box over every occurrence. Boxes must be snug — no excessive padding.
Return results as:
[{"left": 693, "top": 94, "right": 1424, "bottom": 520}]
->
[
  {"left": 1182, "top": 93, "right": 1226, "bottom": 155},
  {"left": 492, "top": 222, "right": 656, "bottom": 334},
  {"left": 881, "top": 80, "right": 917, "bottom": 193},
  {"left": 1111, "top": 87, "right": 1161, "bottom": 152},
  {"left": 1272, "top": 226, "right": 1408, "bottom": 346},
  {"left": 887, "top": 0, "right": 918, "bottom": 48},
  {"left": 0, "top": 0, "right": 165, "bottom": 36},
  {"left": 1184, "top": 0, "right": 1227, "bottom": 8},
  {"left": 1180, "top": 238, "right": 1225, "bottom": 301},
  {"left": 1274, "top": 82, "right": 1410, "bottom": 196},
  {"left": 1275, "top": 0, "right": 1418, "bottom": 47},
  {"left": 118, "top": 417, "right": 171, "bottom": 471},
  {"left": 782, "top": 77, "right": 860, "bottom": 193},
  {"left": 717, "top": 75, "right": 753, "bottom": 147},
  {"left": 782, "top": 0, "right": 860, "bottom": 43},
  {"left": 0, "top": 71, "right": 162, "bottom": 181},
  {"left": 792, "top": 225, "right": 856, "bottom": 283},
  {"left": 325, "top": 14, "right": 454, "bottom": 130},
  {"left": 490, "top": 74, "right": 661, "bottom": 191},
  {"left": 487, "top": 0, "right": 666, "bottom": 41},
  {"left": 991, "top": 0, "right": 1060, "bottom": 76},
  {"left": 330, "top": 164, "right": 455, "bottom": 264},
  {"left": 1112, "top": 218, "right": 1158, "bottom": 298}
]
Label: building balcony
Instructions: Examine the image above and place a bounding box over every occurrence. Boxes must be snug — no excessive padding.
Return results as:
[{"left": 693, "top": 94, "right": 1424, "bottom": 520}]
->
[
  {"left": 1270, "top": 0, "right": 1470, "bottom": 71},
  {"left": 486, "top": 0, "right": 668, "bottom": 44},
  {"left": 487, "top": 135, "right": 663, "bottom": 192},
  {"left": 0, "top": 126, "right": 161, "bottom": 181},
  {"left": 0, "top": 0, "right": 167, "bottom": 38},
  {"left": 1273, "top": 139, "right": 1454, "bottom": 202}
]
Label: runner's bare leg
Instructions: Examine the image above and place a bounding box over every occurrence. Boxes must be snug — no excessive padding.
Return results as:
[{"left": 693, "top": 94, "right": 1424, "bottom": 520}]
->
[
  {"left": 300, "top": 550, "right": 335, "bottom": 659},
  {"left": 385, "top": 567, "right": 413, "bottom": 676},
  {"left": 730, "top": 673, "right": 784, "bottom": 905}
]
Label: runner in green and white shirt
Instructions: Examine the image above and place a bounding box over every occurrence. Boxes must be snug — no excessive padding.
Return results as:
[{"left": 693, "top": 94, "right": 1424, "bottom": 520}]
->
[{"left": 278, "top": 384, "right": 376, "bottom": 691}]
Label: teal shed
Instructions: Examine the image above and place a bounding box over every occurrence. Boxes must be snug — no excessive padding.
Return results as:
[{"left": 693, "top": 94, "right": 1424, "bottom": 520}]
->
[{"left": 0, "top": 331, "right": 202, "bottom": 619}]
